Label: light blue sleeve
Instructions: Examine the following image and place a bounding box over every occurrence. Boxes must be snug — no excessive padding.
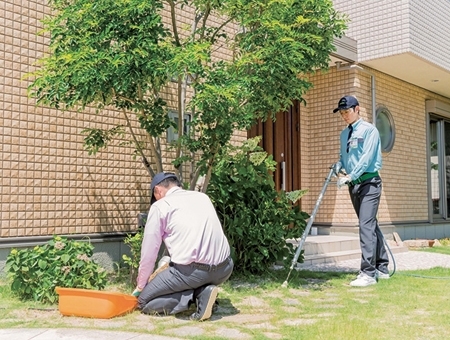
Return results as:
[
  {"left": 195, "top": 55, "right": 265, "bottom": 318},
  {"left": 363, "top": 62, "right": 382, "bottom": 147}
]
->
[{"left": 348, "top": 127, "right": 380, "bottom": 180}]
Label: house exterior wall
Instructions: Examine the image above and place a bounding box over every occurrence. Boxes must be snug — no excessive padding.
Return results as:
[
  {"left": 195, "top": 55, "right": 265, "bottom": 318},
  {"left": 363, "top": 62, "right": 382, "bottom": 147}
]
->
[
  {"left": 3, "top": 0, "right": 450, "bottom": 274},
  {"left": 0, "top": 0, "right": 245, "bottom": 243},
  {"left": 333, "top": 0, "right": 410, "bottom": 61},
  {"left": 2, "top": 1, "right": 148, "bottom": 238},
  {"left": 300, "top": 66, "right": 450, "bottom": 227},
  {"left": 332, "top": 0, "right": 450, "bottom": 71}
]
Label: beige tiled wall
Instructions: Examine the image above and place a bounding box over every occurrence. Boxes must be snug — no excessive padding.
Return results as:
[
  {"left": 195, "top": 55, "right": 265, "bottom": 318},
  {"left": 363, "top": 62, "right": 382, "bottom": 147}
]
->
[
  {"left": 301, "top": 66, "right": 450, "bottom": 226},
  {"left": 332, "top": 0, "right": 450, "bottom": 71},
  {"left": 2, "top": 0, "right": 449, "bottom": 240},
  {"left": 1, "top": 1, "right": 245, "bottom": 238},
  {"left": 409, "top": 0, "right": 450, "bottom": 70}
]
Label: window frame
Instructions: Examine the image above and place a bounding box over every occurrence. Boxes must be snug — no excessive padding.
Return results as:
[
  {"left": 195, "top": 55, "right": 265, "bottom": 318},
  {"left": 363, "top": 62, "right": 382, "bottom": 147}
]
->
[
  {"left": 375, "top": 105, "right": 396, "bottom": 153},
  {"left": 167, "top": 110, "right": 191, "bottom": 143}
]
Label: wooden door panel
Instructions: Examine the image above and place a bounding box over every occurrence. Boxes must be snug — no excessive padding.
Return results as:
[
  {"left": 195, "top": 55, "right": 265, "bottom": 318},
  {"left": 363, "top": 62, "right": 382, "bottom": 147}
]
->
[
  {"left": 274, "top": 111, "right": 285, "bottom": 190},
  {"left": 248, "top": 101, "right": 301, "bottom": 192}
]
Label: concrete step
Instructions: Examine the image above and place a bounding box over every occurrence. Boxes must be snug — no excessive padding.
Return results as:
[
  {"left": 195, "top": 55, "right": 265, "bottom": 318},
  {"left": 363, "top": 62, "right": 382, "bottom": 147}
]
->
[
  {"left": 317, "top": 225, "right": 396, "bottom": 238},
  {"left": 290, "top": 234, "right": 409, "bottom": 266},
  {"left": 302, "top": 235, "right": 360, "bottom": 255},
  {"left": 302, "top": 244, "right": 409, "bottom": 266}
]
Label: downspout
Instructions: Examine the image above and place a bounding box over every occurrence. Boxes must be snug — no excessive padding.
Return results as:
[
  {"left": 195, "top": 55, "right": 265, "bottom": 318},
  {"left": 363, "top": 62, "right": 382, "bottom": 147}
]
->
[{"left": 335, "top": 62, "right": 377, "bottom": 123}]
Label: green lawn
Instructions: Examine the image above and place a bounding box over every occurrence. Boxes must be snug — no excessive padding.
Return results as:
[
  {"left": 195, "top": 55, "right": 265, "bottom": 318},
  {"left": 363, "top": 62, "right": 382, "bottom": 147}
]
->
[
  {"left": 419, "top": 242, "right": 450, "bottom": 255},
  {"left": 1, "top": 247, "right": 450, "bottom": 339}
]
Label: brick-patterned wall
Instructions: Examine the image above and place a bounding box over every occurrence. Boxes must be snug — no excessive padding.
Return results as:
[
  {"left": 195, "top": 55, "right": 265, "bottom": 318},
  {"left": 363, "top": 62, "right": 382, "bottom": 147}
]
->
[
  {"left": 332, "top": 0, "right": 409, "bottom": 61},
  {"left": 0, "top": 0, "right": 245, "bottom": 238},
  {"left": 301, "top": 66, "right": 450, "bottom": 226},
  {"left": 1, "top": 1, "right": 154, "bottom": 237},
  {"left": 332, "top": 0, "right": 450, "bottom": 71},
  {"left": 409, "top": 0, "right": 450, "bottom": 70},
  {"left": 301, "top": 68, "right": 359, "bottom": 225},
  {"left": 2, "top": 0, "right": 449, "bottom": 239}
]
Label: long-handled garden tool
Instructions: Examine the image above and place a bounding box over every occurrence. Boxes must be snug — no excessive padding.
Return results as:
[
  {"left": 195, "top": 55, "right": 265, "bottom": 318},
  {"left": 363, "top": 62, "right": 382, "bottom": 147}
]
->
[{"left": 281, "top": 163, "right": 341, "bottom": 287}]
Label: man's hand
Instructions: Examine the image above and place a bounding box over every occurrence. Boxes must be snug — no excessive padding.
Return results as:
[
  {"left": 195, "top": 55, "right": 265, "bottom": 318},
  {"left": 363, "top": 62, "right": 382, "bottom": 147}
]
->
[
  {"left": 337, "top": 176, "right": 351, "bottom": 189},
  {"left": 331, "top": 162, "right": 342, "bottom": 177},
  {"left": 132, "top": 287, "right": 142, "bottom": 297}
]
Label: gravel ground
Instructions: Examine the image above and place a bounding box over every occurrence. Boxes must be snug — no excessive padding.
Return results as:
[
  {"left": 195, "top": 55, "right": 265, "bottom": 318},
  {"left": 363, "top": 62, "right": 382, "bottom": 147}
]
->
[{"left": 296, "top": 250, "right": 450, "bottom": 273}]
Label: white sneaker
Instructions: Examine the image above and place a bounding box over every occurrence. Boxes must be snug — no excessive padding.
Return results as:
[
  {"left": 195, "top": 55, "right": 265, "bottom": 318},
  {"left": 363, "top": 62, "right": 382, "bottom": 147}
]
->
[
  {"left": 376, "top": 269, "right": 390, "bottom": 279},
  {"left": 350, "top": 272, "right": 377, "bottom": 287}
]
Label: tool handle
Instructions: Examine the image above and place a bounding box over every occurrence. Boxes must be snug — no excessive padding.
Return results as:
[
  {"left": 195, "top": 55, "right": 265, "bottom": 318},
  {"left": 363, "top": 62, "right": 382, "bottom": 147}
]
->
[{"left": 289, "top": 167, "right": 335, "bottom": 269}]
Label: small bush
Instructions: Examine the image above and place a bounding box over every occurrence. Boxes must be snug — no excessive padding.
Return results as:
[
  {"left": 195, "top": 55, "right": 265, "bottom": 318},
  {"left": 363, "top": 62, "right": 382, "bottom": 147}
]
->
[
  {"left": 5, "top": 235, "right": 107, "bottom": 304},
  {"left": 439, "top": 238, "right": 450, "bottom": 246},
  {"left": 207, "top": 137, "right": 309, "bottom": 275},
  {"left": 122, "top": 229, "right": 144, "bottom": 285}
]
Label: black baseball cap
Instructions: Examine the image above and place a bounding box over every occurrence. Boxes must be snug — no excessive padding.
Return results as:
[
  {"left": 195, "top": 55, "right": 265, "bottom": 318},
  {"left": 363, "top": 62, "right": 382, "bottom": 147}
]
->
[
  {"left": 150, "top": 172, "right": 178, "bottom": 204},
  {"left": 333, "top": 95, "right": 359, "bottom": 113}
]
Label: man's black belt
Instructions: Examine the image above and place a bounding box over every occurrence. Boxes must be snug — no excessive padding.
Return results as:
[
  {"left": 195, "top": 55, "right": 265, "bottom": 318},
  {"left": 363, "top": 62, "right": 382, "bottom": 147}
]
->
[
  {"left": 349, "top": 171, "right": 379, "bottom": 186},
  {"left": 191, "top": 256, "right": 231, "bottom": 272},
  {"left": 171, "top": 256, "right": 231, "bottom": 272}
]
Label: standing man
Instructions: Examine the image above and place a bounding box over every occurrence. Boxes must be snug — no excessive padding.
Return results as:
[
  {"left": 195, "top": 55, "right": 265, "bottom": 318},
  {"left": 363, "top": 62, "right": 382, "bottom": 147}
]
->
[
  {"left": 133, "top": 172, "right": 233, "bottom": 321},
  {"left": 333, "top": 95, "right": 389, "bottom": 287}
]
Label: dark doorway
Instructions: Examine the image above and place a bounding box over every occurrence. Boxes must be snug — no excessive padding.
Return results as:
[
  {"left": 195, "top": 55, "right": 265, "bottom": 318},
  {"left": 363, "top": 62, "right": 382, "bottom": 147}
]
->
[{"left": 248, "top": 100, "right": 301, "bottom": 192}]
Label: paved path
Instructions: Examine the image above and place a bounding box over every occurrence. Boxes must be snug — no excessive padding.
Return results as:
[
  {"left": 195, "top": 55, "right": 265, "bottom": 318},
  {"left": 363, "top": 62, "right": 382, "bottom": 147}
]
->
[
  {"left": 296, "top": 250, "right": 450, "bottom": 273},
  {"left": 1, "top": 251, "right": 450, "bottom": 340},
  {"left": 0, "top": 328, "right": 177, "bottom": 340}
]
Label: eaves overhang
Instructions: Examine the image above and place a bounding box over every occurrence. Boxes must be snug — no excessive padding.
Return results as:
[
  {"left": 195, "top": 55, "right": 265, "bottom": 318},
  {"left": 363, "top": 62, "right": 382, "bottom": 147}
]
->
[
  {"left": 331, "top": 36, "right": 450, "bottom": 99},
  {"left": 331, "top": 35, "right": 357, "bottom": 64},
  {"left": 361, "top": 53, "right": 450, "bottom": 99},
  {"left": 329, "top": 35, "right": 358, "bottom": 69}
]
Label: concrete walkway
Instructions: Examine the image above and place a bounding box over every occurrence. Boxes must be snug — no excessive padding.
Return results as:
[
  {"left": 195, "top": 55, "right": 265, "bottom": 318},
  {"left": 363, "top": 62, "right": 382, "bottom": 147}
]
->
[
  {"left": 1, "top": 251, "right": 450, "bottom": 340},
  {"left": 296, "top": 249, "right": 450, "bottom": 273},
  {"left": 0, "top": 328, "right": 179, "bottom": 340}
]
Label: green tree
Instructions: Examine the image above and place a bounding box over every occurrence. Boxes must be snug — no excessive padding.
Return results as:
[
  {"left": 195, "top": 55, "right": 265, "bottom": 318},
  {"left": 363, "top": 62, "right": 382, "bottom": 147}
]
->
[{"left": 28, "top": 0, "right": 346, "bottom": 190}]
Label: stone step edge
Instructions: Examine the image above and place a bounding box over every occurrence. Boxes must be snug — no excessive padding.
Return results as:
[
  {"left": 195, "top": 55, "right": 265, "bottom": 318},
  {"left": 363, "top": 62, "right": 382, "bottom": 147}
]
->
[
  {"left": 303, "top": 240, "right": 361, "bottom": 255},
  {"left": 303, "top": 249, "right": 361, "bottom": 262},
  {"left": 303, "top": 245, "right": 409, "bottom": 261}
]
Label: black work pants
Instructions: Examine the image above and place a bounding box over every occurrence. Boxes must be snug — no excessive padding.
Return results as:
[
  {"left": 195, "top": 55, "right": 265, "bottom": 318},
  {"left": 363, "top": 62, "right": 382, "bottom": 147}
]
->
[
  {"left": 137, "top": 258, "right": 233, "bottom": 315},
  {"left": 349, "top": 176, "right": 389, "bottom": 277}
]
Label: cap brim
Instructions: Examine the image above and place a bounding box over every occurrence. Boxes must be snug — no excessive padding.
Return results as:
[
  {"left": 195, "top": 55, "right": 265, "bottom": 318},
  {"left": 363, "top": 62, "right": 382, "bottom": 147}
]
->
[{"left": 333, "top": 105, "right": 356, "bottom": 113}]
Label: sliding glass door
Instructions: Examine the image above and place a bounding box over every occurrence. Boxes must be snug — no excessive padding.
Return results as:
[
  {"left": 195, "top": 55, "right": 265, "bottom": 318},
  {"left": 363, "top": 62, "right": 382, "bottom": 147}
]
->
[{"left": 430, "top": 118, "right": 450, "bottom": 219}]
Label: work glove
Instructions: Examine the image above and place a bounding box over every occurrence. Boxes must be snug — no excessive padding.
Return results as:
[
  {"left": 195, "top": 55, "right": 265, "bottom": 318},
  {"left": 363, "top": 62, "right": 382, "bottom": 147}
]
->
[
  {"left": 132, "top": 287, "right": 142, "bottom": 297},
  {"left": 337, "top": 176, "right": 350, "bottom": 189}
]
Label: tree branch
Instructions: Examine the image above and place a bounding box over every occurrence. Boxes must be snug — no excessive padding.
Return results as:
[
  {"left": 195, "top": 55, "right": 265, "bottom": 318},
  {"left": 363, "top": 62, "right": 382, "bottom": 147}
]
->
[
  {"left": 199, "top": 5, "right": 211, "bottom": 40},
  {"left": 210, "top": 17, "right": 235, "bottom": 43},
  {"left": 137, "top": 84, "right": 163, "bottom": 174},
  {"left": 121, "top": 107, "right": 154, "bottom": 177},
  {"left": 175, "top": 75, "right": 183, "bottom": 179},
  {"left": 167, "top": 0, "right": 180, "bottom": 46}
]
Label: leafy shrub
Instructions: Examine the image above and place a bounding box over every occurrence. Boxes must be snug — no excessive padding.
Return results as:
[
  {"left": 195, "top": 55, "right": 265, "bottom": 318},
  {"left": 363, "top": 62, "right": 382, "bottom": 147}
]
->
[
  {"left": 5, "top": 235, "right": 107, "bottom": 304},
  {"left": 439, "top": 238, "right": 450, "bottom": 246},
  {"left": 207, "top": 137, "right": 309, "bottom": 275},
  {"left": 122, "top": 229, "right": 144, "bottom": 285}
]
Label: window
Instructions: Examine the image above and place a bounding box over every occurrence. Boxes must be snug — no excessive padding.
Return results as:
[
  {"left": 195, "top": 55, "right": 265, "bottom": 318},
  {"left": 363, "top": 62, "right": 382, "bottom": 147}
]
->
[
  {"left": 429, "top": 117, "right": 450, "bottom": 219},
  {"left": 167, "top": 110, "right": 191, "bottom": 142},
  {"left": 375, "top": 106, "right": 395, "bottom": 153},
  {"left": 426, "top": 100, "right": 450, "bottom": 221}
]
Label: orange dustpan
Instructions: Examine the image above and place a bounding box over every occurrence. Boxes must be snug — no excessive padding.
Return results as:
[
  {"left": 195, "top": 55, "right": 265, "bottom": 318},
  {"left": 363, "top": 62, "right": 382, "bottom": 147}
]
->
[{"left": 55, "top": 287, "right": 138, "bottom": 319}]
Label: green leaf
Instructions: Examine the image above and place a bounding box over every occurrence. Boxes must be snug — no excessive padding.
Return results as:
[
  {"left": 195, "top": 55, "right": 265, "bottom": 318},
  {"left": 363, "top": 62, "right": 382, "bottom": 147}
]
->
[
  {"left": 38, "top": 260, "right": 48, "bottom": 270},
  {"left": 61, "top": 254, "right": 70, "bottom": 263}
]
